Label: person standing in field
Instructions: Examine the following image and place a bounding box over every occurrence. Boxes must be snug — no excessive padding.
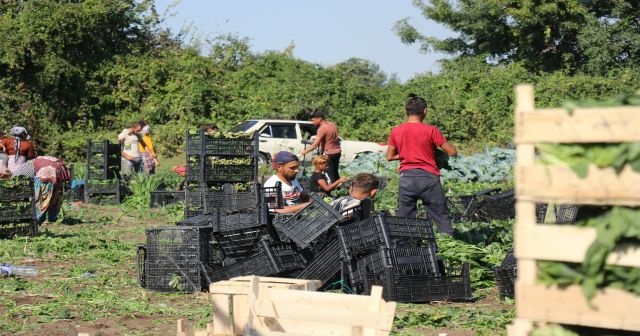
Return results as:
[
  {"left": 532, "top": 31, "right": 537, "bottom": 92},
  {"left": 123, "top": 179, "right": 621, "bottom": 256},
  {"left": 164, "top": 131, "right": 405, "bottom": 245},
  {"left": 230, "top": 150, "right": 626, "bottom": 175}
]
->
[
  {"left": 117, "top": 121, "right": 145, "bottom": 178},
  {"left": 138, "top": 124, "right": 159, "bottom": 175},
  {"left": 386, "top": 93, "right": 458, "bottom": 235},
  {"left": 1, "top": 126, "right": 36, "bottom": 173},
  {"left": 299, "top": 109, "right": 342, "bottom": 182},
  {"left": 309, "top": 154, "right": 348, "bottom": 197}
]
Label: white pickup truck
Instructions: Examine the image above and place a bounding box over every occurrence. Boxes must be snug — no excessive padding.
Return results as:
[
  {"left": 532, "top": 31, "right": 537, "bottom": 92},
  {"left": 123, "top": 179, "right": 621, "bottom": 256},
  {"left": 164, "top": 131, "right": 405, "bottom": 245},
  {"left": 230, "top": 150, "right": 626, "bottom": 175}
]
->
[{"left": 229, "top": 119, "right": 388, "bottom": 164}]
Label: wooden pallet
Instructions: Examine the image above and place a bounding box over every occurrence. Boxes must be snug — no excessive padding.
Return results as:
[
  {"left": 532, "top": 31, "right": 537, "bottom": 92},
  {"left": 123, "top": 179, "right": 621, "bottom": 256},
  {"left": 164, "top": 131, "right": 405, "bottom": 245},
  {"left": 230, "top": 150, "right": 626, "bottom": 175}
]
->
[{"left": 509, "top": 84, "right": 640, "bottom": 335}]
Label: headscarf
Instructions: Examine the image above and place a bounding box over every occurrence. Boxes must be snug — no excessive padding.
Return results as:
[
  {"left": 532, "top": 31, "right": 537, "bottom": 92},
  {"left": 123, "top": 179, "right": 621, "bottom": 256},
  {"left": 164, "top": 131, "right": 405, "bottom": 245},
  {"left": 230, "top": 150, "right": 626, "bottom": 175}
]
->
[
  {"left": 10, "top": 126, "right": 27, "bottom": 160},
  {"left": 141, "top": 125, "right": 151, "bottom": 135}
]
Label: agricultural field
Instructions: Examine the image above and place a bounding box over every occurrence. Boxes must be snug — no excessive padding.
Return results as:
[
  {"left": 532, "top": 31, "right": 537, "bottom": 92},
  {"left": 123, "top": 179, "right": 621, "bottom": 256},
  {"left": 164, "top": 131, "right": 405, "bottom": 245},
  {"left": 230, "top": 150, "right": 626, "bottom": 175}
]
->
[{"left": 0, "top": 153, "right": 517, "bottom": 336}]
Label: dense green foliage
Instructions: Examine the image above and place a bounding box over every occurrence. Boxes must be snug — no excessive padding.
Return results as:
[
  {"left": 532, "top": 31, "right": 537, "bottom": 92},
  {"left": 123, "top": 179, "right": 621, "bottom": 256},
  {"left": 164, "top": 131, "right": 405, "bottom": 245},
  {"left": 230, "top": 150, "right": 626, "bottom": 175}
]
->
[
  {"left": 1, "top": 0, "right": 640, "bottom": 165},
  {"left": 395, "top": 0, "right": 640, "bottom": 74}
]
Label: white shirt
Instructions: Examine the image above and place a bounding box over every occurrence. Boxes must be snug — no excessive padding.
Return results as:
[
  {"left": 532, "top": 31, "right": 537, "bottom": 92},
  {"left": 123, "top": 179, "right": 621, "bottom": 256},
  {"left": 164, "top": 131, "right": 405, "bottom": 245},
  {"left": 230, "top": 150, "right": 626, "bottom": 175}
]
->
[
  {"left": 118, "top": 129, "right": 141, "bottom": 159},
  {"left": 264, "top": 174, "right": 303, "bottom": 206}
]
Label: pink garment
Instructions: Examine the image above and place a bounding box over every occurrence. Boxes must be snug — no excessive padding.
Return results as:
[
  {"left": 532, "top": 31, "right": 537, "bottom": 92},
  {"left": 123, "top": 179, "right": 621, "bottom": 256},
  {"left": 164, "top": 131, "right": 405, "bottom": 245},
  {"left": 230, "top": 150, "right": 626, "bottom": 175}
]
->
[{"left": 316, "top": 121, "right": 341, "bottom": 155}]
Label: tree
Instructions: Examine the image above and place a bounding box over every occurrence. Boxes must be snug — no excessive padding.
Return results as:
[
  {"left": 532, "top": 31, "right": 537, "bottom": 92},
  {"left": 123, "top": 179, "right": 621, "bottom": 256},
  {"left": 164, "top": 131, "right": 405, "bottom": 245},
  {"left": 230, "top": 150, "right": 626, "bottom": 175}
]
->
[{"left": 395, "top": 0, "right": 640, "bottom": 73}]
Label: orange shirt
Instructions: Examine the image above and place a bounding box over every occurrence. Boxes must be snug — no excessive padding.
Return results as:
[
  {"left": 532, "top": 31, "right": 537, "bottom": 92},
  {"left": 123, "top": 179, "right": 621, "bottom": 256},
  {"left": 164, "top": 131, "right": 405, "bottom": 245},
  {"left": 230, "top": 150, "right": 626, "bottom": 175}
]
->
[{"left": 1, "top": 137, "right": 36, "bottom": 159}]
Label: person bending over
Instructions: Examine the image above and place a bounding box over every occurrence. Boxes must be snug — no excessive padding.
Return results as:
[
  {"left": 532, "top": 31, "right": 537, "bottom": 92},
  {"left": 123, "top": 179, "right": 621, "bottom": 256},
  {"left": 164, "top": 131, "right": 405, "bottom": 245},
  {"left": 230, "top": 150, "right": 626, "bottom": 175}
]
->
[{"left": 331, "top": 173, "right": 379, "bottom": 213}]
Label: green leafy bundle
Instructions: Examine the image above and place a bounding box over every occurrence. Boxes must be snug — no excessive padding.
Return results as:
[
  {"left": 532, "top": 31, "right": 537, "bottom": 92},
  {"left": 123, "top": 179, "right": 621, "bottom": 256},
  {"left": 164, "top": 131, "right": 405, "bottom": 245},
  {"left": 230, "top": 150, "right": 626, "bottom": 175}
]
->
[
  {"left": 537, "top": 143, "right": 640, "bottom": 178},
  {"left": 538, "top": 207, "right": 640, "bottom": 301}
]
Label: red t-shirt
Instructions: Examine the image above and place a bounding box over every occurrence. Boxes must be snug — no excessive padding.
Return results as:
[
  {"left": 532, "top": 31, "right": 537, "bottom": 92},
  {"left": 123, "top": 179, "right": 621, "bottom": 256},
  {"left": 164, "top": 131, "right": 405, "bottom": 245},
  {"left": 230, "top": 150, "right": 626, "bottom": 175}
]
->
[{"left": 388, "top": 122, "right": 447, "bottom": 176}]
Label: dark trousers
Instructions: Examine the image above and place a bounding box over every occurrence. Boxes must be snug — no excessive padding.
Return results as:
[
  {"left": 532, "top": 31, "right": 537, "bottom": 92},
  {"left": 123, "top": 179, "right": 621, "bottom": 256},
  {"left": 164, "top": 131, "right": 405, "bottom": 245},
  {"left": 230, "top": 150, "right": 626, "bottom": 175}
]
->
[
  {"left": 398, "top": 169, "right": 454, "bottom": 235},
  {"left": 327, "top": 152, "right": 341, "bottom": 182}
]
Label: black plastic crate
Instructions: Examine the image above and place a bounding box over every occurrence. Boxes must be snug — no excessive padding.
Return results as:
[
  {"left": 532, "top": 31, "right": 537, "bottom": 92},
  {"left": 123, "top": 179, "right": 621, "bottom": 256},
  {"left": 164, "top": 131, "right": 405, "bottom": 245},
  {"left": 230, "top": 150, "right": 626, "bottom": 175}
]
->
[
  {"left": 144, "top": 259, "right": 204, "bottom": 292},
  {"left": 337, "top": 215, "right": 388, "bottom": 260},
  {"left": 85, "top": 140, "right": 120, "bottom": 180},
  {"left": 212, "top": 225, "right": 271, "bottom": 260},
  {"left": 145, "top": 226, "right": 213, "bottom": 264},
  {"left": 337, "top": 214, "right": 438, "bottom": 262},
  {"left": 365, "top": 263, "right": 473, "bottom": 303},
  {"left": 84, "top": 180, "right": 124, "bottom": 204},
  {"left": 260, "top": 240, "right": 306, "bottom": 274},
  {"left": 494, "top": 264, "right": 516, "bottom": 300},
  {"left": 295, "top": 235, "right": 342, "bottom": 287},
  {"left": 185, "top": 130, "right": 258, "bottom": 156},
  {"left": 347, "top": 246, "right": 440, "bottom": 293},
  {"left": 475, "top": 188, "right": 515, "bottom": 221},
  {"left": 176, "top": 214, "right": 216, "bottom": 227},
  {"left": 150, "top": 190, "right": 185, "bottom": 207},
  {"left": 384, "top": 215, "right": 438, "bottom": 250},
  {"left": 0, "top": 199, "right": 35, "bottom": 223},
  {"left": 203, "top": 252, "right": 274, "bottom": 283},
  {"left": 535, "top": 203, "right": 579, "bottom": 224},
  {"left": 336, "top": 199, "right": 372, "bottom": 225},
  {"left": 214, "top": 206, "right": 269, "bottom": 232},
  {"left": 207, "top": 162, "right": 256, "bottom": 183},
  {"left": 273, "top": 193, "right": 341, "bottom": 248},
  {"left": 0, "top": 177, "right": 33, "bottom": 201},
  {"left": 0, "top": 220, "right": 38, "bottom": 239}
]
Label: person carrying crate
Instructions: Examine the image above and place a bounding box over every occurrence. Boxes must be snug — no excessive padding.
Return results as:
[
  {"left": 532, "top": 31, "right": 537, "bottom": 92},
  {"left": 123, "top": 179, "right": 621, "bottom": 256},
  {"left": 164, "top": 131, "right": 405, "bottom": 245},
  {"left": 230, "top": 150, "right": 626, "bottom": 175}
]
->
[{"left": 386, "top": 93, "right": 457, "bottom": 236}]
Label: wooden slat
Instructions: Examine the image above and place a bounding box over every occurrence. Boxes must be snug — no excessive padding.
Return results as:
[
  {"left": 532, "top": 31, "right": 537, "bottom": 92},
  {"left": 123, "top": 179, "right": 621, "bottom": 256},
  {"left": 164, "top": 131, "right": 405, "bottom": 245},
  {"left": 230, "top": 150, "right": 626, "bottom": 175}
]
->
[
  {"left": 212, "top": 294, "right": 233, "bottom": 335},
  {"left": 515, "top": 222, "right": 640, "bottom": 267},
  {"left": 515, "top": 106, "right": 640, "bottom": 143},
  {"left": 516, "top": 284, "right": 640, "bottom": 331},
  {"left": 252, "top": 287, "right": 396, "bottom": 331},
  {"left": 230, "top": 275, "right": 322, "bottom": 290},
  {"left": 516, "top": 164, "right": 640, "bottom": 205},
  {"left": 209, "top": 282, "right": 302, "bottom": 295},
  {"left": 507, "top": 318, "right": 533, "bottom": 336}
]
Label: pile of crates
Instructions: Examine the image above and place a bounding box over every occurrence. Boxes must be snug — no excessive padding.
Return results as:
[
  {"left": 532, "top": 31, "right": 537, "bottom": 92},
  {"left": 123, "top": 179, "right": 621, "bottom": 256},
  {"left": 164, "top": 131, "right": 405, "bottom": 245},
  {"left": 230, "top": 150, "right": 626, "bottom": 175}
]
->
[
  {"left": 84, "top": 139, "right": 123, "bottom": 204},
  {"left": 0, "top": 177, "right": 37, "bottom": 238},
  {"left": 294, "top": 212, "right": 472, "bottom": 303},
  {"left": 183, "top": 129, "right": 259, "bottom": 217}
]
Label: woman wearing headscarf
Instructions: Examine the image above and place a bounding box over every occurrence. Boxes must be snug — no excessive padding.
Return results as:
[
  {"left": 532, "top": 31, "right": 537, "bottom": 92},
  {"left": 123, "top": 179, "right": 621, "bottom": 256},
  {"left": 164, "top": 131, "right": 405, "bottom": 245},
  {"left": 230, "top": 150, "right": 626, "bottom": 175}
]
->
[
  {"left": 0, "top": 126, "right": 35, "bottom": 173},
  {"left": 139, "top": 124, "right": 159, "bottom": 174},
  {"left": 32, "top": 156, "right": 71, "bottom": 224}
]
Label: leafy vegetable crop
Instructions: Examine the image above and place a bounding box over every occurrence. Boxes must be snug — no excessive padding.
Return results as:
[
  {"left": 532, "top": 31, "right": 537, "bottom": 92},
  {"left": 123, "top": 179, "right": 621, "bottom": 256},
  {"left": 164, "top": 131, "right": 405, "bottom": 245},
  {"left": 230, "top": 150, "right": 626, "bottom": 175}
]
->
[{"left": 537, "top": 143, "right": 640, "bottom": 178}]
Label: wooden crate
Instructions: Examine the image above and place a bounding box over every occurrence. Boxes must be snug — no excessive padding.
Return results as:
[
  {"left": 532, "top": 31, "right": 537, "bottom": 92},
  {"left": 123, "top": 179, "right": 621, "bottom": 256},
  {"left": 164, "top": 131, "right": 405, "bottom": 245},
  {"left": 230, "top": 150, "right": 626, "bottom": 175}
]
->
[
  {"left": 209, "top": 276, "right": 322, "bottom": 336},
  {"left": 510, "top": 84, "right": 640, "bottom": 335},
  {"left": 245, "top": 277, "right": 396, "bottom": 336}
]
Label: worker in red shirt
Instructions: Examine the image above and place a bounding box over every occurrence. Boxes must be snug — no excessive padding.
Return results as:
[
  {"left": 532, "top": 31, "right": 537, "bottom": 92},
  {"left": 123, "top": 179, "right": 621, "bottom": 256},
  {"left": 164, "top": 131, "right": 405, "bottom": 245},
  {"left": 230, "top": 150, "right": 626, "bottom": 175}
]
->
[
  {"left": 386, "top": 94, "right": 458, "bottom": 235},
  {"left": 299, "top": 109, "right": 342, "bottom": 182}
]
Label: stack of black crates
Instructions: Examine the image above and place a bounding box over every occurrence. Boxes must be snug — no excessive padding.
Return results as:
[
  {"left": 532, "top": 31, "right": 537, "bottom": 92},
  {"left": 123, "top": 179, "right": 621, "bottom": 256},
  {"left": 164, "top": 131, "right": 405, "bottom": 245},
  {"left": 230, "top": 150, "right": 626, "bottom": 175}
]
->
[
  {"left": 0, "top": 177, "right": 37, "bottom": 239},
  {"left": 84, "top": 140, "right": 123, "bottom": 204},
  {"left": 294, "top": 211, "right": 473, "bottom": 303}
]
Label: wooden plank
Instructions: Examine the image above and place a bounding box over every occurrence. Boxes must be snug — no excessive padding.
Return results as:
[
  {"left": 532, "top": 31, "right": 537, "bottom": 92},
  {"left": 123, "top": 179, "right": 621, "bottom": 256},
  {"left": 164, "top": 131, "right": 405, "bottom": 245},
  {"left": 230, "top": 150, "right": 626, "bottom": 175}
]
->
[
  {"left": 507, "top": 318, "right": 533, "bottom": 336},
  {"left": 229, "top": 275, "right": 322, "bottom": 291},
  {"left": 252, "top": 288, "right": 396, "bottom": 331},
  {"left": 516, "top": 164, "right": 640, "bottom": 206},
  {"left": 209, "top": 282, "right": 302, "bottom": 295},
  {"left": 515, "top": 106, "right": 640, "bottom": 143},
  {"left": 177, "top": 319, "right": 213, "bottom": 336},
  {"left": 515, "top": 223, "right": 640, "bottom": 267},
  {"left": 516, "top": 284, "right": 640, "bottom": 331},
  {"left": 212, "top": 294, "right": 234, "bottom": 336}
]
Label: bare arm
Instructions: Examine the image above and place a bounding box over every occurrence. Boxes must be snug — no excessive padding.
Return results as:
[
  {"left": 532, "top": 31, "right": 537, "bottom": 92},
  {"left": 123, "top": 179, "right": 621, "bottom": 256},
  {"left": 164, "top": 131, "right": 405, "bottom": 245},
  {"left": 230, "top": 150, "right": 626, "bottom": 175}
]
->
[
  {"left": 386, "top": 145, "right": 400, "bottom": 161},
  {"left": 441, "top": 142, "right": 458, "bottom": 156},
  {"left": 300, "top": 136, "right": 321, "bottom": 156},
  {"left": 273, "top": 202, "right": 310, "bottom": 214},
  {"left": 317, "top": 176, "right": 348, "bottom": 192}
]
